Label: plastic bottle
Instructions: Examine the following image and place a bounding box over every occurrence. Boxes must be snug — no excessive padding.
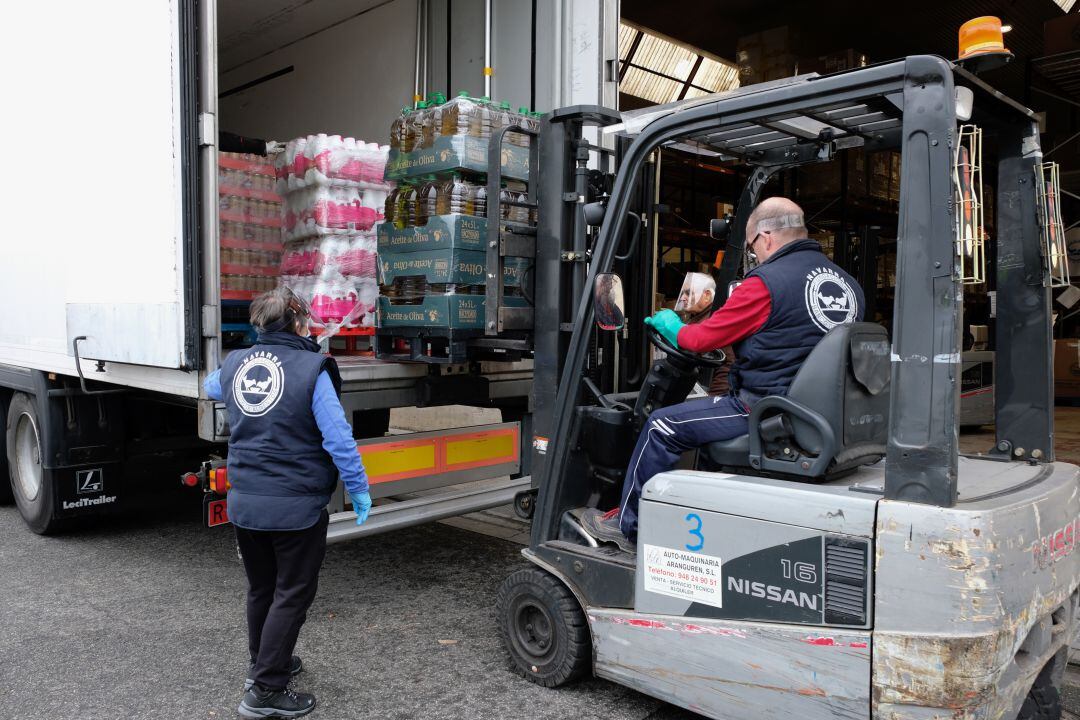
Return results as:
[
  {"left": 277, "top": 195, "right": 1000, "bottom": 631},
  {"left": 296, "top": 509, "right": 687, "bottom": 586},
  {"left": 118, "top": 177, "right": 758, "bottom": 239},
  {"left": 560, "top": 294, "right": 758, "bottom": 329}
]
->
[
  {"left": 408, "top": 101, "right": 429, "bottom": 151},
  {"left": 441, "top": 91, "right": 475, "bottom": 137},
  {"left": 469, "top": 96, "right": 493, "bottom": 139},
  {"left": 499, "top": 183, "right": 515, "bottom": 221},
  {"left": 415, "top": 175, "right": 440, "bottom": 226},
  {"left": 393, "top": 183, "right": 415, "bottom": 229},
  {"left": 509, "top": 106, "right": 531, "bottom": 147},
  {"left": 437, "top": 173, "right": 472, "bottom": 215},
  {"left": 424, "top": 92, "right": 446, "bottom": 148},
  {"left": 384, "top": 185, "right": 400, "bottom": 227},
  {"left": 493, "top": 101, "right": 514, "bottom": 142},
  {"left": 467, "top": 179, "right": 487, "bottom": 218}
]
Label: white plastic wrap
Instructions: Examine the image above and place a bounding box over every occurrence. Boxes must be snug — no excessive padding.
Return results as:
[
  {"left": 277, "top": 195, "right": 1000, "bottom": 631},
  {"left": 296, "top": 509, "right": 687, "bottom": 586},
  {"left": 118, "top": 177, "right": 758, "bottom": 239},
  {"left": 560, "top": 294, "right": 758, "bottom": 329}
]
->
[
  {"left": 277, "top": 136, "right": 389, "bottom": 332},
  {"left": 218, "top": 152, "right": 283, "bottom": 300},
  {"left": 275, "top": 134, "right": 391, "bottom": 193}
]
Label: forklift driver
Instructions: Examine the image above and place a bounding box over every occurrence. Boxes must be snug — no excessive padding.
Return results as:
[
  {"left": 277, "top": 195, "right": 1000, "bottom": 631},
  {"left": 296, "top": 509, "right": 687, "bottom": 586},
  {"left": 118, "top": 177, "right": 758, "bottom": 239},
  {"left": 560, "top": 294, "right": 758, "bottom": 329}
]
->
[{"left": 585, "top": 197, "right": 865, "bottom": 547}]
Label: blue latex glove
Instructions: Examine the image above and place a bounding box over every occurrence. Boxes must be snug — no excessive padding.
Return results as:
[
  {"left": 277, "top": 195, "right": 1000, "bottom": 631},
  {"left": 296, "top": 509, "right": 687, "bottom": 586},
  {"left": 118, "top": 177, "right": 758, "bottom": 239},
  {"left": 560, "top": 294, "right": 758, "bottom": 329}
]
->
[
  {"left": 350, "top": 490, "right": 372, "bottom": 526},
  {"left": 644, "top": 309, "right": 685, "bottom": 349}
]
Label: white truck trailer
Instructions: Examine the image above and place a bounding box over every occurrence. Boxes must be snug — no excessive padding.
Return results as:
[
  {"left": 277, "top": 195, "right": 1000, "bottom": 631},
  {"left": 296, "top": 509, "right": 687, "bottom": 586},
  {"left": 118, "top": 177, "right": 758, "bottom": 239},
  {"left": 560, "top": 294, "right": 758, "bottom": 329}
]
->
[{"left": 0, "top": 0, "right": 618, "bottom": 534}]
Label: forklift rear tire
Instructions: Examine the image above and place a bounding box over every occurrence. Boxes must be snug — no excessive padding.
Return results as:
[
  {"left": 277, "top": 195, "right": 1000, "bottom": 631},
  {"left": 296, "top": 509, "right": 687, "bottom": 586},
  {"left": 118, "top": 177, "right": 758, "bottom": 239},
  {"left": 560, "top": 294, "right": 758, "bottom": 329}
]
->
[
  {"left": 6, "top": 393, "right": 63, "bottom": 534},
  {"left": 1016, "top": 668, "right": 1062, "bottom": 720},
  {"left": 496, "top": 567, "right": 591, "bottom": 687}
]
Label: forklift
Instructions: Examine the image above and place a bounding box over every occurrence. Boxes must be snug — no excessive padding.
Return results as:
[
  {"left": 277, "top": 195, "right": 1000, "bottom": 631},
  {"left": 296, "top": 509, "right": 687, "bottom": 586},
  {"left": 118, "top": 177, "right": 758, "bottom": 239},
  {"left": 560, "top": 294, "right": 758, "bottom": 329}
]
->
[{"left": 496, "top": 55, "right": 1080, "bottom": 719}]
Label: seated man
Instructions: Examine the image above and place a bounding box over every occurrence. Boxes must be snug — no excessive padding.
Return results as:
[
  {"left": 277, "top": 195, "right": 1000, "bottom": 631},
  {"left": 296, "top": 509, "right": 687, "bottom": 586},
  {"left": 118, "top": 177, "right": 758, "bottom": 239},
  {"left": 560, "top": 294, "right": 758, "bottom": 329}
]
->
[
  {"left": 585, "top": 197, "right": 865, "bottom": 547},
  {"left": 674, "top": 272, "right": 735, "bottom": 396}
]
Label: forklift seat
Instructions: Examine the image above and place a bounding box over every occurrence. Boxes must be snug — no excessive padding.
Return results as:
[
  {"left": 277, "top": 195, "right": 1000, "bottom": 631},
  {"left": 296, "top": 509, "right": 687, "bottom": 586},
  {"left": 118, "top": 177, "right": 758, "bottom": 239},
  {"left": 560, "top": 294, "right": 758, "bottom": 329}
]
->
[{"left": 704, "top": 322, "right": 890, "bottom": 479}]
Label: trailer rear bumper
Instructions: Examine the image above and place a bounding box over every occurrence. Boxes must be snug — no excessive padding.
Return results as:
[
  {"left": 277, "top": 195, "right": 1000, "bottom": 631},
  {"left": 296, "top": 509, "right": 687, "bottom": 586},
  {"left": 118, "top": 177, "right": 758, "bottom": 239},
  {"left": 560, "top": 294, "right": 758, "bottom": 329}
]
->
[{"left": 326, "top": 475, "right": 531, "bottom": 544}]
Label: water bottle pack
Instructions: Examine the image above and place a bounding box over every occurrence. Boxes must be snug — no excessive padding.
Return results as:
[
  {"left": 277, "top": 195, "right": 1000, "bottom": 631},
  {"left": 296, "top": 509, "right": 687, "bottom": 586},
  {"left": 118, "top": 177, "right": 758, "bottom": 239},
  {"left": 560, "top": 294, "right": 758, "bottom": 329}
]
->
[
  {"left": 281, "top": 185, "right": 384, "bottom": 243},
  {"left": 276, "top": 135, "right": 389, "bottom": 328},
  {"left": 218, "top": 152, "right": 284, "bottom": 300},
  {"left": 275, "top": 135, "right": 392, "bottom": 193}
]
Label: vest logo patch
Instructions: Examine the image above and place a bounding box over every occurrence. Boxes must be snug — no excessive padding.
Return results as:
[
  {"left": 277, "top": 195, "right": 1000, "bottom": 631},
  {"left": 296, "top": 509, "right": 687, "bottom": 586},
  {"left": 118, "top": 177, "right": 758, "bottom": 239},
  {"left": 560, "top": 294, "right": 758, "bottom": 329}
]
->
[
  {"left": 805, "top": 267, "right": 858, "bottom": 332},
  {"left": 233, "top": 352, "right": 285, "bottom": 417}
]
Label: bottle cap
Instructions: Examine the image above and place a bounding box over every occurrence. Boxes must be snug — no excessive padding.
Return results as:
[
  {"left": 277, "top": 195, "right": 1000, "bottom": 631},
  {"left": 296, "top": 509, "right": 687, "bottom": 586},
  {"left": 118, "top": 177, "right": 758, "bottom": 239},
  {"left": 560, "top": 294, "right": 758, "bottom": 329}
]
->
[
  {"left": 458, "top": 90, "right": 470, "bottom": 97},
  {"left": 518, "top": 106, "right": 529, "bottom": 113},
  {"left": 500, "top": 101, "right": 511, "bottom": 109}
]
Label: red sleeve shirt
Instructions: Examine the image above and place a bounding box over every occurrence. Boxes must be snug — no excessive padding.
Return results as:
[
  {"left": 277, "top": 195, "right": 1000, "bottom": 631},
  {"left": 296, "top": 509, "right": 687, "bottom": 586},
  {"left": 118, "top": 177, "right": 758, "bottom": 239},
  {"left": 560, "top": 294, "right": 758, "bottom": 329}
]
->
[{"left": 676, "top": 276, "right": 772, "bottom": 353}]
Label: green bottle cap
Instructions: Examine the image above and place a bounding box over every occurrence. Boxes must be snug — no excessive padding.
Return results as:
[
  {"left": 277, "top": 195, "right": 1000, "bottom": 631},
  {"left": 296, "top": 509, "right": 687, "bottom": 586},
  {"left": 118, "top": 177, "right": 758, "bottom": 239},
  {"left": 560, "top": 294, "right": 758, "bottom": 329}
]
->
[
  {"left": 518, "top": 106, "right": 529, "bottom": 113},
  {"left": 481, "top": 96, "right": 491, "bottom": 103},
  {"left": 417, "top": 101, "right": 428, "bottom": 108},
  {"left": 458, "top": 90, "right": 470, "bottom": 97},
  {"left": 500, "top": 101, "right": 511, "bottom": 109}
]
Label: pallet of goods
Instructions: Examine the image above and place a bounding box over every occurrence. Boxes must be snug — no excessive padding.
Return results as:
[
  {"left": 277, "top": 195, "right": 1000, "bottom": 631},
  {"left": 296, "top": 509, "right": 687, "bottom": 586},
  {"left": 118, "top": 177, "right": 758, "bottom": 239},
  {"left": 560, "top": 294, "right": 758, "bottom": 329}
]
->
[{"left": 275, "top": 134, "right": 390, "bottom": 336}]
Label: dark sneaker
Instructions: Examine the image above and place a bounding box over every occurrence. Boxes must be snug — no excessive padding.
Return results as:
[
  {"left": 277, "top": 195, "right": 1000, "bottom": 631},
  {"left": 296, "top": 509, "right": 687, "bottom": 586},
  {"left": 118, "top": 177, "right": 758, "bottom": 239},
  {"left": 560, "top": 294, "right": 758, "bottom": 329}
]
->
[
  {"left": 579, "top": 507, "right": 635, "bottom": 553},
  {"left": 238, "top": 686, "right": 316, "bottom": 719},
  {"left": 244, "top": 655, "right": 303, "bottom": 692}
]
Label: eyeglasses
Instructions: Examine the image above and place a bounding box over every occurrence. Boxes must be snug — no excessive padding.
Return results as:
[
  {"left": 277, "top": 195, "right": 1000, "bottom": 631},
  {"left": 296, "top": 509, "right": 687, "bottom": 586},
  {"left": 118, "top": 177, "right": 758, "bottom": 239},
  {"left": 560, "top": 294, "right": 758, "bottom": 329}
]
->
[{"left": 747, "top": 230, "right": 770, "bottom": 255}]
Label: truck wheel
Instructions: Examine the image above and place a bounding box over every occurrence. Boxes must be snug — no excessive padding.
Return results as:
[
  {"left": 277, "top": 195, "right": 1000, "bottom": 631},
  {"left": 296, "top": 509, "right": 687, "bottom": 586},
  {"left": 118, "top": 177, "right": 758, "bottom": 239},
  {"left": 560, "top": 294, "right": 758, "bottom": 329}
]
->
[
  {"left": 496, "top": 567, "right": 591, "bottom": 687},
  {"left": 6, "top": 393, "right": 63, "bottom": 534},
  {"left": 0, "top": 392, "right": 12, "bottom": 504}
]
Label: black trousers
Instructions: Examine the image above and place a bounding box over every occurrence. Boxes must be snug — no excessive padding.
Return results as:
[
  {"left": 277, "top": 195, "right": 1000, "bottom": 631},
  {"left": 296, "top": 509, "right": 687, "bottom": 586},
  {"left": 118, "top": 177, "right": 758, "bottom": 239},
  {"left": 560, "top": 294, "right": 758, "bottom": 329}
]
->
[{"left": 234, "top": 510, "right": 329, "bottom": 690}]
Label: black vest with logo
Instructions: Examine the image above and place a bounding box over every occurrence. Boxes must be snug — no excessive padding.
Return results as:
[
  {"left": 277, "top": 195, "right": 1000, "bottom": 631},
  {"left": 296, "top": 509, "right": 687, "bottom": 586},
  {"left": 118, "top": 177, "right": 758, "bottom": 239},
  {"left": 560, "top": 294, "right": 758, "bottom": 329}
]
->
[
  {"left": 220, "top": 332, "right": 342, "bottom": 531},
  {"left": 731, "top": 239, "right": 865, "bottom": 398}
]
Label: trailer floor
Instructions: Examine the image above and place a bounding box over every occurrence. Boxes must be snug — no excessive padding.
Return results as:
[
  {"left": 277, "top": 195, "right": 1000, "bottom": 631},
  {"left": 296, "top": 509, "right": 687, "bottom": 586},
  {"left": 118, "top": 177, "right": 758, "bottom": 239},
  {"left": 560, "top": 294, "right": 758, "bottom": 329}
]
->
[{"left": 0, "top": 501, "right": 692, "bottom": 720}]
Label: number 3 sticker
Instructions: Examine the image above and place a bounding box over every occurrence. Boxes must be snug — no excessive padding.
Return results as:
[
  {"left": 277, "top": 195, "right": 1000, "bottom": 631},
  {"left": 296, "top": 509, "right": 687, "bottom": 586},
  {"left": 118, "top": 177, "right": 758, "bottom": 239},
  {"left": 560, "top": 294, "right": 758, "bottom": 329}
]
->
[{"left": 685, "top": 513, "right": 704, "bottom": 551}]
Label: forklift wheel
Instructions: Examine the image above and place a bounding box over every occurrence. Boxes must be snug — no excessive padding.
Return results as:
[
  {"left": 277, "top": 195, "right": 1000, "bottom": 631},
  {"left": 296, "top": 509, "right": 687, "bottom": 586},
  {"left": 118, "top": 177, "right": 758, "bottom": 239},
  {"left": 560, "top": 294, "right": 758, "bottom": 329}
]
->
[{"left": 496, "top": 567, "right": 591, "bottom": 687}]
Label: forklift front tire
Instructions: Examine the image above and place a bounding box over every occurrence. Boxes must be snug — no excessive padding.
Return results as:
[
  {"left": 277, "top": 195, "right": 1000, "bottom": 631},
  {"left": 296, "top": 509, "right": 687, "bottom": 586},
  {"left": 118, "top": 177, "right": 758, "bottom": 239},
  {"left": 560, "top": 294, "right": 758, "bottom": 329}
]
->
[{"left": 497, "top": 567, "right": 591, "bottom": 687}]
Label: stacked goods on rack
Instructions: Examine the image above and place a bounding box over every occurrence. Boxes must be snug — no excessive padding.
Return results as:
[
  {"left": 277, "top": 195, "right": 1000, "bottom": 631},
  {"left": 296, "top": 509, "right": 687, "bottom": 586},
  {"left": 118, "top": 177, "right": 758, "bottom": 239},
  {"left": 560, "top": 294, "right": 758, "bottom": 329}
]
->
[
  {"left": 275, "top": 134, "right": 390, "bottom": 331},
  {"left": 377, "top": 92, "right": 536, "bottom": 343},
  {"left": 218, "top": 153, "right": 283, "bottom": 299}
]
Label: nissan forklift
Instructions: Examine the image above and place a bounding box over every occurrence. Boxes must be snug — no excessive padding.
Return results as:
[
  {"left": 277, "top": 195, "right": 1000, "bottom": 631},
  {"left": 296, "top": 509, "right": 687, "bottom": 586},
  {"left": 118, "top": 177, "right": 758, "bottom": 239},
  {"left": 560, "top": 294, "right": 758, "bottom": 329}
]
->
[{"left": 495, "top": 55, "right": 1080, "bottom": 719}]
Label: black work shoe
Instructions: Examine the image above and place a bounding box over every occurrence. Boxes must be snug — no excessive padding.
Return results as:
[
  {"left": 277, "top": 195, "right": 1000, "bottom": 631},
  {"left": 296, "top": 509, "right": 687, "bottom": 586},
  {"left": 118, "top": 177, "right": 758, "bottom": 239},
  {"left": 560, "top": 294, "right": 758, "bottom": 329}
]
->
[
  {"left": 578, "top": 508, "right": 636, "bottom": 553},
  {"left": 237, "top": 686, "right": 316, "bottom": 719},
  {"left": 244, "top": 655, "right": 303, "bottom": 692}
]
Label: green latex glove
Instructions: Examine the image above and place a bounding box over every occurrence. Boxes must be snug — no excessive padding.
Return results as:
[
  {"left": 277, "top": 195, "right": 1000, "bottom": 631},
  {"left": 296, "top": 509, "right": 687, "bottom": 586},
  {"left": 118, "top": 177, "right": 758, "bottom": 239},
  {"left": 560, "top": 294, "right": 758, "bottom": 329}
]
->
[{"left": 644, "top": 309, "right": 684, "bottom": 348}]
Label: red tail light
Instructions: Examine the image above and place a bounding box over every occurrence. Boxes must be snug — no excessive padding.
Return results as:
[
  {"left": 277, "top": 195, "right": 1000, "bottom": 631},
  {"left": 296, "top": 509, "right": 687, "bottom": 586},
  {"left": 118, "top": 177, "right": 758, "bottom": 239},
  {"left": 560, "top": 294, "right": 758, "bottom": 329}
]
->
[
  {"left": 209, "top": 467, "right": 230, "bottom": 494},
  {"left": 181, "top": 472, "right": 200, "bottom": 488}
]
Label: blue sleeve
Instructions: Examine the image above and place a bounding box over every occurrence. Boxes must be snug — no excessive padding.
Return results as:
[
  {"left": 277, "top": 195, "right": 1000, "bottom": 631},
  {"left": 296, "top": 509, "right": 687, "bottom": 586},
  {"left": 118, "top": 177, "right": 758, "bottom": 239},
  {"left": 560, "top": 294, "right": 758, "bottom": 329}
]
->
[
  {"left": 312, "top": 371, "right": 369, "bottom": 495},
  {"left": 204, "top": 369, "right": 223, "bottom": 401}
]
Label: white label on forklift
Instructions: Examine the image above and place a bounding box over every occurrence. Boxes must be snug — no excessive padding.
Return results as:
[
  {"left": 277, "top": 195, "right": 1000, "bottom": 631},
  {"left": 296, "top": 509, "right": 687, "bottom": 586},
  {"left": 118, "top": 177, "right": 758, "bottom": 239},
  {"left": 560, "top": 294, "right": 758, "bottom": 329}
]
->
[{"left": 643, "top": 544, "right": 723, "bottom": 608}]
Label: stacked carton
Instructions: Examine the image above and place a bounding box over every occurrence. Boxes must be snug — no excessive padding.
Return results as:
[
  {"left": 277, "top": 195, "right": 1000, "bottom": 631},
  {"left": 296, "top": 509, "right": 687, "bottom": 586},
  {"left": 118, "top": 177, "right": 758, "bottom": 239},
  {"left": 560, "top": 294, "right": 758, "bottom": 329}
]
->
[{"left": 218, "top": 153, "right": 283, "bottom": 299}]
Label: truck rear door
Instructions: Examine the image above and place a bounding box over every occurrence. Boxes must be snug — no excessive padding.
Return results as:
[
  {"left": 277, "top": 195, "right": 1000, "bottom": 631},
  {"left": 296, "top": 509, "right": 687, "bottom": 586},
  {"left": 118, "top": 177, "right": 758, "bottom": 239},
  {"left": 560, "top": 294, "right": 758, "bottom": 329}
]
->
[{"left": 0, "top": 0, "right": 200, "bottom": 371}]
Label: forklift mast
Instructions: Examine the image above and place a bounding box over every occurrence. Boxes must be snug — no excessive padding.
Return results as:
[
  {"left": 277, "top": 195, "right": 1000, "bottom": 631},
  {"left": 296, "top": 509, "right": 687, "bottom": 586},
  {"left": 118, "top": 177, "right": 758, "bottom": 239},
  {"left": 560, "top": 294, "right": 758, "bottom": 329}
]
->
[{"left": 529, "top": 55, "right": 1053, "bottom": 550}]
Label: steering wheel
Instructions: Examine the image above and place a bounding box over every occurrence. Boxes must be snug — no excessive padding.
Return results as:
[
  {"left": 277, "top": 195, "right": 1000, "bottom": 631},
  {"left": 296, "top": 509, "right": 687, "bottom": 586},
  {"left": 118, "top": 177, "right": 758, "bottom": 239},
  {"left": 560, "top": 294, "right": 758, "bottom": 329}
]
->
[{"left": 646, "top": 323, "right": 727, "bottom": 368}]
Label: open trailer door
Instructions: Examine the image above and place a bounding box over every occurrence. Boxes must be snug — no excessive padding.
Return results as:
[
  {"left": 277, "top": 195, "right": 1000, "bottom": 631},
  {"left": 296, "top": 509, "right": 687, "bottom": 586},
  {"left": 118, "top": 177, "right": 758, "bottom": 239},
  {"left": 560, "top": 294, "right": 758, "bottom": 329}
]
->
[{"left": 0, "top": 0, "right": 201, "bottom": 373}]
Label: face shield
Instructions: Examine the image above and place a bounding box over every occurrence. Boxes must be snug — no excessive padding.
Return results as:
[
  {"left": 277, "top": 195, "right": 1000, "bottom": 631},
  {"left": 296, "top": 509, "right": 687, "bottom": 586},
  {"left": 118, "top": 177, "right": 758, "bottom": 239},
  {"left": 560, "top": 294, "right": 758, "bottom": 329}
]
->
[{"left": 673, "top": 272, "right": 717, "bottom": 321}]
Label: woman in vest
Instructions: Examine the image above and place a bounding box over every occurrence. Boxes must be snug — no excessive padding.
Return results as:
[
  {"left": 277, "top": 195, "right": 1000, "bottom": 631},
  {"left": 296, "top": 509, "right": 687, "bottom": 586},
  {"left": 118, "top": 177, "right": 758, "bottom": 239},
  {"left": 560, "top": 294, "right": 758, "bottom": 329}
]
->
[{"left": 204, "top": 286, "right": 371, "bottom": 719}]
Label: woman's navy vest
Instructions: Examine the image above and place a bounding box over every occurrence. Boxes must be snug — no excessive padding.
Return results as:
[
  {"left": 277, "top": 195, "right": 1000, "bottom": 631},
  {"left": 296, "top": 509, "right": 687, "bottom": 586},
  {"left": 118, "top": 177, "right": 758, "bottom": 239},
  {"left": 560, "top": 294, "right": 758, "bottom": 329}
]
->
[
  {"left": 220, "top": 332, "right": 341, "bottom": 531},
  {"left": 731, "top": 239, "right": 864, "bottom": 398}
]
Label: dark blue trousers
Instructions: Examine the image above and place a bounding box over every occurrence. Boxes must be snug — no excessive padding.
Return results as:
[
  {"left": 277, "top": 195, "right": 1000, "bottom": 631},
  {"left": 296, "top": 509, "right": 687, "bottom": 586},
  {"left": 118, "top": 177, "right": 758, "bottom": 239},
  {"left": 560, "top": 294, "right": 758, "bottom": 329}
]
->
[{"left": 619, "top": 395, "right": 750, "bottom": 542}]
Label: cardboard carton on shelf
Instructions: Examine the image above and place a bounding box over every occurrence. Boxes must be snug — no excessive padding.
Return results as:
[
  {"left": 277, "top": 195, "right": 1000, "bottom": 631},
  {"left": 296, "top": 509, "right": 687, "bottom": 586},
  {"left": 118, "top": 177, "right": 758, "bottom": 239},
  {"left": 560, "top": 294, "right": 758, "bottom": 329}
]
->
[{"left": 1056, "top": 339, "right": 1080, "bottom": 398}]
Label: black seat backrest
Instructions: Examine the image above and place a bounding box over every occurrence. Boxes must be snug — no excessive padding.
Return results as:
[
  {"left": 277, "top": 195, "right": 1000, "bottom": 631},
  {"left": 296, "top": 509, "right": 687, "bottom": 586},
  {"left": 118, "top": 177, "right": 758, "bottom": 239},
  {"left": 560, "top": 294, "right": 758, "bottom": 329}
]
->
[{"left": 785, "top": 322, "right": 890, "bottom": 471}]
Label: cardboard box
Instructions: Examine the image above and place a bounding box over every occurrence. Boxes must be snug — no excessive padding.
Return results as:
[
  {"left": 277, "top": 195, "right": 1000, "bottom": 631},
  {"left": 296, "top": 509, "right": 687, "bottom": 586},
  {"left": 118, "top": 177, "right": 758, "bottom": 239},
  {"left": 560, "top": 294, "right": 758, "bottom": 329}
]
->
[
  {"left": 799, "top": 152, "right": 867, "bottom": 199},
  {"left": 1044, "top": 13, "right": 1080, "bottom": 57},
  {"left": 378, "top": 213, "right": 487, "bottom": 253},
  {"left": 377, "top": 294, "right": 529, "bottom": 329},
  {"left": 379, "top": 249, "right": 530, "bottom": 287},
  {"left": 1055, "top": 339, "right": 1080, "bottom": 398},
  {"left": 813, "top": 49, "right": 869, "bottom": 74},
  {"left": 384, "top": 134, "right": 529, "bottom": 182}
]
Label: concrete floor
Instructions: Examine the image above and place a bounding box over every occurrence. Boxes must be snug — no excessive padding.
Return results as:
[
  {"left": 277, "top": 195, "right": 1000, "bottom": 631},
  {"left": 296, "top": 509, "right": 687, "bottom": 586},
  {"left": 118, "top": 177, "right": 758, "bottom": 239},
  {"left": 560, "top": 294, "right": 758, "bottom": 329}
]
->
[
  {"left": 4, "top": 406, "right": 1080, "bottom": 718},
  {"left": 960, "top": 406, "right": 1080, "bottom": 464}
]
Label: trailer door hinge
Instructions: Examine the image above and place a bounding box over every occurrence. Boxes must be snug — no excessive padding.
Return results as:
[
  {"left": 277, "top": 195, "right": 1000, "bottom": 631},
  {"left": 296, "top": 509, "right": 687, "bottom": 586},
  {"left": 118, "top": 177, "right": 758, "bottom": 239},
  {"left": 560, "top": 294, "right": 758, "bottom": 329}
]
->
[
  {"left": 561, "top": 251, "right": 587, "bottom": 262},
  {"left": 199, "top": 112, "right": 217, "bottom": 147},
  {"left": 202, "top": 305, "right": 219, "bottom": 337}
]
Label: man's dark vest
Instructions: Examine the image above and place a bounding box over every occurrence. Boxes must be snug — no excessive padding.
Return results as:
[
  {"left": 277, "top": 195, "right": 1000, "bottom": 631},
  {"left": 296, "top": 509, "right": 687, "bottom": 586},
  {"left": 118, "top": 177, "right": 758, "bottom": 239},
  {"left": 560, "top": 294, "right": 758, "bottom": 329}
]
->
[
  {"left": 731, "top": 239, "right": 865, "bottom": 398},
  {"left": 220, "top": 332, "right": 342, "bottom": 531}
]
